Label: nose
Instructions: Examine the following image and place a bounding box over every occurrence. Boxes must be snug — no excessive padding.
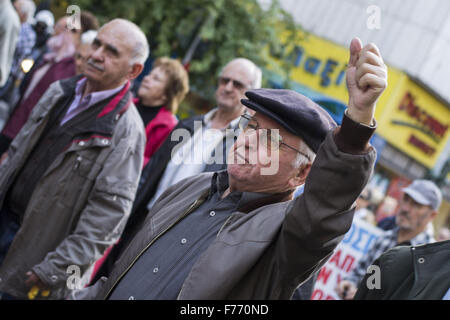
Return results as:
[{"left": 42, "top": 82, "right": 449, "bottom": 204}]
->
[
  {"left": 400, "top": 199, "right": 413, "bottom": 213},
  {"left": 242, "top": 129, "right": 259, "bottom": 151},
  {"left": 224, "top": 79, "right": 234, "bottom": 91},
  {"left": 90, "top": 46, "right": 103, "bottom": 62}
]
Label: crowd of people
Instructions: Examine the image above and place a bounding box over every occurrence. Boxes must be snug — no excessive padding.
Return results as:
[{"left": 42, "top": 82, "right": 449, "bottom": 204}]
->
[{"left": 0, "top": 1, "right": 448, "bottom": 301}]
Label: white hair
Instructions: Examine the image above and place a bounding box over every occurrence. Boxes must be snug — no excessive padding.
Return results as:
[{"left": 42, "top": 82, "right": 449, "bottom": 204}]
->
[
  {"left": 220, "top": 57, "right": 262, "bottom": 89},
  {"left": 102, "top": 19, "right": 150, "bottom": 66},
  {"left": 292, "top": 140, "right": 316, "bottom": 169},
  {"left": 130, "top": 35, "right": 150, "bottom": 66},
  {"left": 17, "top": 0, "right": 36, "bottom": 23},
  {"left": 81, "top": 30, "right": 97, "bottom": 45}
]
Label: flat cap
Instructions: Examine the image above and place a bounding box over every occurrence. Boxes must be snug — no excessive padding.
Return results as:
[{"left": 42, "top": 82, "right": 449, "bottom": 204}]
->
[{"left": 241, "top": 89, "right": 338, "bottom": 153}]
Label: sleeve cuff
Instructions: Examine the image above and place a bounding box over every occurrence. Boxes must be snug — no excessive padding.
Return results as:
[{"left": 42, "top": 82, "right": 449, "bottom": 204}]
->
[{"left": 333, "top": 111, "right": 377, "bottom": 155}]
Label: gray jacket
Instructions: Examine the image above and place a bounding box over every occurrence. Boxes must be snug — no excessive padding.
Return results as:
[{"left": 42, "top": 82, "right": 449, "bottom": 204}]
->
[
  {"left": 0, "top": 76, "right": 146, "bottom": 299},
  {"left": 76, "top": 130, "right": 376, "bottom": 300}
]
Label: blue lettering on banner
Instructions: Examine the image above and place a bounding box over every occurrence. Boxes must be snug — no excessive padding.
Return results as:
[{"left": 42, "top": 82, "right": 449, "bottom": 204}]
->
[
  {"left": 320, "top": 59, "right": 338, "bottom": 87},
  {"left": 342, "top": 223, "right": 356, "bottom": 244},
  {"left": 335, "top": 67, "right": 347, "bottom": 86},
  {"left": 304, "top": 57, "right": 321, "bottom": 75},
  {"left": 342, "top": 222, "right": 380, "bottom": 254},
  {"left": 287, "top": 45, "right": 347, "bottom": 88},
  {"left": 351, "top": 228, "right": 368, "bottom": 252},
  {"left": 363, "top": 234, "right": 378, "bottom": 254},
  {"left": 292, "top": 46, "right": 304, "bottom": 67}
]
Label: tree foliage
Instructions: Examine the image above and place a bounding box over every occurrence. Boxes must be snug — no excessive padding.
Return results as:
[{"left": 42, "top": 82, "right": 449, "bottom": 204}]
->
[{"left": 70, "top": 0, "right": 303, "bottom": 99}]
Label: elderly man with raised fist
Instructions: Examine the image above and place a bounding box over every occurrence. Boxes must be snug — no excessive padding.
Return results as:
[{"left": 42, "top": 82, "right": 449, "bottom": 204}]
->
[{"left": 73, "top": 37, "right": 387, "bottom": 300}]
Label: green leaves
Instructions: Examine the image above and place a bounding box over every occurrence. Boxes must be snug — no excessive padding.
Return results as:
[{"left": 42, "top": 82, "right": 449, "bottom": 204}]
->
[{"left": 70, "top": 0, "right": 303, "bottom": 98}]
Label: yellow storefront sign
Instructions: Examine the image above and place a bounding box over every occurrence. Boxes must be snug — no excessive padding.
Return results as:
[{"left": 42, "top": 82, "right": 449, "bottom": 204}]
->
[
  {"left": 377, "top": 78, "right": 450, "bottom": 168},
  {"left": 267, "top": 31, "right": 449, "bottom": 168},
  {"left": 266, "top": 32, "right": 403, "bottom": 120}
]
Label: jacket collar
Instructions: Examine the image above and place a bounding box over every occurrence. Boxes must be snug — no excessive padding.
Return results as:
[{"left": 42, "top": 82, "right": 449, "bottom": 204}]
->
[
  {"left": 58, "top": 75, "right": 133, "bottom": 137},
  {"left": 210, "top": 170, "right": 292, "bottom": 213}
]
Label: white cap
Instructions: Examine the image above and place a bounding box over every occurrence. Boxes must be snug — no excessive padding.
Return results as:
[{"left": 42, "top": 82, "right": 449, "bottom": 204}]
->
[
  {"left": 402, "top": 179, "right": 442, "bottom": 211},
  {"left": 34, "top": 10, "right": 54, "bottom": 29}
]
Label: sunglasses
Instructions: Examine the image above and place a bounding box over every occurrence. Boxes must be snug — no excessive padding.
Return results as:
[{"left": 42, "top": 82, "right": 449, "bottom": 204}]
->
[
  {"left": 238, "top": 114, "right": 312, "bottom": 162},
  {"left": 218, "top": 76, "right": 250, "bottom": 90}
]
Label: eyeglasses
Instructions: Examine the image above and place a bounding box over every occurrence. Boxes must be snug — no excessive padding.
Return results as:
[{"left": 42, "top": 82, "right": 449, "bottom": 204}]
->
[
  {"left": 218, "top": 76, "right": 250, "bottom": 90},
  {"left": 238, "top": 114, "right": 312, "bottom": 162}
]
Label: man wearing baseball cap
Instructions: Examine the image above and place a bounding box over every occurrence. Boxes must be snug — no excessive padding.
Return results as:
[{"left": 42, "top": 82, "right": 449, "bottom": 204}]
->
[
  {"left": 73, "top": 37, "right": 387, "bottom": 300},
  {"left": 338, "top": 179, "right": 442, "bottom": 300}
]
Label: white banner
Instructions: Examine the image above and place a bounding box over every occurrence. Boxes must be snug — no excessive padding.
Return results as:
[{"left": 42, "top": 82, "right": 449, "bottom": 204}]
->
[{"left": 311, "top": 218, "right": 384, "bottom": 300}]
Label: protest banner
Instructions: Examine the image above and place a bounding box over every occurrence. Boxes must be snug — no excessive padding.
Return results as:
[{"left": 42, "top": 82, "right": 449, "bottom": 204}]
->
[{"left": 311, "top": 218, "right": 384, "bottom": 300}]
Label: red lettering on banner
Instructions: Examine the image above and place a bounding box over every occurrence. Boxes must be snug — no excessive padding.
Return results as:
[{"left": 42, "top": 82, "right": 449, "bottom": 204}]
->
[
  {"left": 311, "top": 289, "right": 323, "bottom": 300},
  {"left": 341, "top": 255, "right": 355, "bottom": 273},
  {"left": 317, "top": 266, "right": 333, "bottom": 285},
  {"left": 336, "top": 274, "right": 343, "bottom": 285},
  {"left": 329, "top": 249, "right": 342, "bottom": 268}
]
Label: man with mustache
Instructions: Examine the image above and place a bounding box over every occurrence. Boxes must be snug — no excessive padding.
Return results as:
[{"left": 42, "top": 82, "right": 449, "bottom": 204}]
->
[
  {"left": 337, "top": 179, "right": 442, "bottom": 300},
  {"left": 0, "top": 19, "right": 148, "bottom": 300},
  {"left": 73, "top": 37, "right": 388, "bottom": 300}
]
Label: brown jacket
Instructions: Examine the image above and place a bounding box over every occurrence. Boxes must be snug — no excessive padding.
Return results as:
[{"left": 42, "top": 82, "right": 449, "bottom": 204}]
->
[{"left": 72, "top": 126, "right": 376, "bottom": 300}]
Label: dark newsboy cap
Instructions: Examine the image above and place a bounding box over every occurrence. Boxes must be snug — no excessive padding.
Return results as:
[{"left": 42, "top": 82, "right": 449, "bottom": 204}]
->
[{"left": 241, "top": 89, "right": 338, "bottom": 153}]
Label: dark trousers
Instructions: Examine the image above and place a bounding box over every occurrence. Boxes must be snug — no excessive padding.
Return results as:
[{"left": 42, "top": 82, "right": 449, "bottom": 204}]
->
[
  {"left": 0, "top": 205, "right": 20, "bottom": 300},
  {"left": 0, "top": 205, "right": 20, "bottom": 266}
]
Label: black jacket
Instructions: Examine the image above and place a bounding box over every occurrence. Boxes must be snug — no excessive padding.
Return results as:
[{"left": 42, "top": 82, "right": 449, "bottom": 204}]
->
[{"left": 355, "top": 239, "right": 450, "bottom": 300}]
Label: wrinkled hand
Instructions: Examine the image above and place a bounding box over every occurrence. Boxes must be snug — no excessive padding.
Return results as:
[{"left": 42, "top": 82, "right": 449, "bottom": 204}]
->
[
  {"left": 336, "top": 280, "right": 357, "bottom": 300},
  {"left": 346, "top": 37, "right": 387, "bottom": 125},
  {"left": 25, "top": 271, "right": 48, "bottom": 290}
]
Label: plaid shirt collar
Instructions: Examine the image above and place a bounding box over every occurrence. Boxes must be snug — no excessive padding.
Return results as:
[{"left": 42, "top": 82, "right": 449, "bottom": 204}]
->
[{"left": 386, "top": 227, "right": 434, "bottom": 246}]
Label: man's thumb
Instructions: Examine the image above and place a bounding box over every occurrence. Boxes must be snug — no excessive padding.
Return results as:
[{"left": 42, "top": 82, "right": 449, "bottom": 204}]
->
[{"left": 349, "top": 37, "right": 363, "bottom": 67}]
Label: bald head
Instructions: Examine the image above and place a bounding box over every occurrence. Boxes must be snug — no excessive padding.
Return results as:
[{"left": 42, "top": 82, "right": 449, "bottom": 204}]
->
[
  {"left": 83, "top": 19, "right": 148, "bottom": 92},
  {"left": 100, "top": 19, "right": 149, "bottom": 66},
  {"left": 220, "top": 58, "right": 262, "bottom": 89}
]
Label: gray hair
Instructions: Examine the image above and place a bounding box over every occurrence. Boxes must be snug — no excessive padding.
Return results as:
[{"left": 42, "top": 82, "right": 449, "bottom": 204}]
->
[
  {"left": 292, "top": 140, "right": 316, "bottom": 169},
  {"left": 17, "top": 0, "right": 36, "bottom": 23},
  {"left": 81, "top": 30, "right": 97, "bottom": 45},
  {"left": 130, "top": 36, "right": 150, "bottom": 66},
  {"left": 102, "top": 19, "right": 150, "bottom": 66},
  {"left": 220, "top": 58, "right": 262, "bottom": 89}
]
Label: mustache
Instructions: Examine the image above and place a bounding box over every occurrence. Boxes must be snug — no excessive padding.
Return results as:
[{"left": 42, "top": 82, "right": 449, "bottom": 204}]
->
[
  {"left": 398, "top": 210, "right": 409, "bottom": 218},
  {"left": 87, "top": 59, "right": 104, "bottom": 72}
]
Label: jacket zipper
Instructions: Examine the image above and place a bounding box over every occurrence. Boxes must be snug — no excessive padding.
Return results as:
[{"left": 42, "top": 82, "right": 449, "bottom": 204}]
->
[
  {"left": 104, "top": 193, "right": 208, "bottom": 299},
  {"left": 216, "top": 215, "right": 233, "bottom": 237}
]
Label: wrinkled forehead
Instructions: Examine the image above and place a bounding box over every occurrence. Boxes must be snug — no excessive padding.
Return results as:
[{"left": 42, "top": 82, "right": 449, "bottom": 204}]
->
[
  {"left": 97, "top": 23, "right": 135, "bottom": 54},
  {"left": 221, "top": 61, "right": 254, "bottom": 84},
  {"left": 252, "top": 112, "right": 301, "bottom": 144}
]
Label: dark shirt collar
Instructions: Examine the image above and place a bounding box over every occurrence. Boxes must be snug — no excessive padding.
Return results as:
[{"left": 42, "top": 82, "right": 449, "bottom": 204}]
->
[{"left": 210, "top": 170, "right": 291, "bottom": 213}]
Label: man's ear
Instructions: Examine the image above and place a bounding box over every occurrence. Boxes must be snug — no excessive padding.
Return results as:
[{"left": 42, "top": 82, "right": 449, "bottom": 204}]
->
[
  {"left": 429, "top": 210, "right": 438, "bottom": 220},
  {"left": 288, "top": 163, "right": 312, "bottom": 189},
  {"left": 128, "top": 63, "right": 144, "bottom": 80}
]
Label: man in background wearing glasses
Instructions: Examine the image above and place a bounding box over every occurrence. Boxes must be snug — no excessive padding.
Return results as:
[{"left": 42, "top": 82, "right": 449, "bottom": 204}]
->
[{"left": 74, "top": 37, "right": 387, "bottom": 300}]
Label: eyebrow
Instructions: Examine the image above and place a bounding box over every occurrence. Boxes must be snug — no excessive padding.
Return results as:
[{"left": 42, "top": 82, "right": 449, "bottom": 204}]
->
[
  {"left": 105, "top": 43, "right": 120, "bottom": 56},
  {"left": 93, "top": 38, "right": 120, "bottom": 56}
]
